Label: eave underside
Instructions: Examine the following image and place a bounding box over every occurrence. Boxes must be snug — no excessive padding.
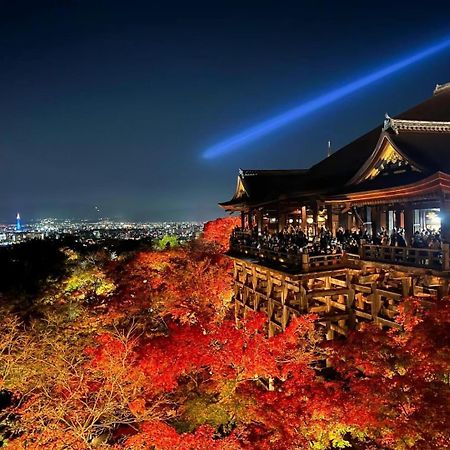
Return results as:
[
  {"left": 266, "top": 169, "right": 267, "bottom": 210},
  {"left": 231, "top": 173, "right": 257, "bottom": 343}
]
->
[
  {"left": 325, "top": 172, "right": 450, "bottom": 206},
  {"left": 220, "top": 172, "right": 450, "bottom": 211}
]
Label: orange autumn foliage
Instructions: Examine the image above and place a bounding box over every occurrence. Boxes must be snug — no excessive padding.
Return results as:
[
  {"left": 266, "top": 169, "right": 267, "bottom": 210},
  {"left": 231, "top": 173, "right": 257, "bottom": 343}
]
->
[
  {"left": 202, "top": 216, "right": 240, "bottom": 251},
  {"left": 1, "top": 219, "right": 449, "bottom": 449},
  {"left": 112, "top": 243, "right": 234, "bottom": 324},
  {"left": 124, "top": 421, "right": 240, "bottom": 450}
]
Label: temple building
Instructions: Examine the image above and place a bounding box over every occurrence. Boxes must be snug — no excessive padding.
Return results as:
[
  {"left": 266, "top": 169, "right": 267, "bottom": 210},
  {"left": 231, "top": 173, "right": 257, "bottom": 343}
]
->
[{"left": 220, "top": 84, "right": 450, "bottom": 338}]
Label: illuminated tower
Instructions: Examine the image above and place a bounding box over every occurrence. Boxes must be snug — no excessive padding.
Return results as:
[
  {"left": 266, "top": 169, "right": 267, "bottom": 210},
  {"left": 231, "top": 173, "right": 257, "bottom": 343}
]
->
[{"left": 15, "top": 213, "right": 22, "bottom": 231}]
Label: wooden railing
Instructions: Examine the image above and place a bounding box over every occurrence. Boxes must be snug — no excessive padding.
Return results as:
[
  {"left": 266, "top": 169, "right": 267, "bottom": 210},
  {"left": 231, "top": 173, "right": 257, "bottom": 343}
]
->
[
  {"left": 232, "top": 230, "right": 252, "bottom": 239},
  {"left": 230, "top": 241, "right": 450, "bottom": 272},
  {"left": 230, "top": 244, "right": 360, "bottom": 272},
  {"left": 360, "top": 243, "right": 450, "bottom": 271},
  {"left": 233, "top": 245, "right": 302, "bottom": 267}
]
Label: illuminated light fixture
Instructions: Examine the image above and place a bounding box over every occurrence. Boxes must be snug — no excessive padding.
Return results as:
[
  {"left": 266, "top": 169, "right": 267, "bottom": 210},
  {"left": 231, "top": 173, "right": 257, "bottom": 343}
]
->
[
  {"left": 306, "top": 217, "right": 314, "bottom": 224},
  {"left": 202, "top": 35, "right": 450, "bottom": 159},
  {"left": 289, "top": 218, "right": 294, "bottom": 223},
  {"left": 426, "top": 211, "right": 441, "bottom": 227}
]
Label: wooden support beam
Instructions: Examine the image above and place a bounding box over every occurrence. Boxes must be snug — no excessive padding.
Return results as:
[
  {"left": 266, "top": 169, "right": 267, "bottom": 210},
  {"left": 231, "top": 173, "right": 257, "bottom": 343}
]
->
[
  {"left": 232, "top": 259, "right": 448, "bottom": 343},
  {"left": 329, "top": 323, "right": 348, "bottom": 336},
  {"left": 330, "top": 277, "right": 348, "bottom": 287},
  {"left": 376, "top": 288, "right": 403, "bottom": 300},
  {"left": 318, "top": 313, "right": 350, "bottom": 322},
  {"left": 355, "top": 310, "right": 373, "bottom": 320},
  {"left": 371, "top": 283, "right": 382, "bottom": 322},
  {"left": 375, "top": 317, "right": 402, "bottom": 329},
  {"left": 352, "top": 284, "right": 373, "bottom": 294},
  {"left": 401, "top": 277, "right": 412, "bottom": 297},
  {"left": 306, "top": 288, "right": 350, "bottom": 298}
]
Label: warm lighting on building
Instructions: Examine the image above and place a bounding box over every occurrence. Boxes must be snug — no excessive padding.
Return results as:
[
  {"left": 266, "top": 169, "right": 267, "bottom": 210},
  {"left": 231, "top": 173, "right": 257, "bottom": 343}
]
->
[{"left": 426, "top": 210, "right": 441, "bottom": 230}]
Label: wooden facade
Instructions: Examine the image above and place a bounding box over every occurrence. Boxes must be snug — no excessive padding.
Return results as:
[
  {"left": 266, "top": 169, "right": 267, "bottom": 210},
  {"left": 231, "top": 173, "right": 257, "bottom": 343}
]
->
[
  {"left": 221, "top": 84, "right": 450, "bottom": 335},
  {"left": 232, "top": 257, "right": 447, "bottom": 338}
]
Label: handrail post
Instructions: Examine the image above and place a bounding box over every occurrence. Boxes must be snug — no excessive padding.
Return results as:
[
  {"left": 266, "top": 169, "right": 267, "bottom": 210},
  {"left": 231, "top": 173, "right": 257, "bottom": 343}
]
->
[
  {"left": 302, "top": 253, "right": 310, "bottom": 272},
  {"left": 358, "top": 244, "right": 364, "bottom": 259}
]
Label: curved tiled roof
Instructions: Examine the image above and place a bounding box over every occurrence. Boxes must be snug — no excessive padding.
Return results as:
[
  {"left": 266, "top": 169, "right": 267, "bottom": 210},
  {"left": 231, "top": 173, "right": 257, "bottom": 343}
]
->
[
  {"left": 307, "top": 86, "right": 450, "bottom": 187},
  {"left": 220, "top": 86, "right": 450, "bottom": 209}
]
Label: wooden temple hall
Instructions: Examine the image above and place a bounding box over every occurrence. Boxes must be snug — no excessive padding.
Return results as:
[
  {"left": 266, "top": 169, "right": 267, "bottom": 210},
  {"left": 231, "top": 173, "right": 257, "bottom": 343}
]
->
[{"left": 220, "top": 83, "right": 450, "bottom": 337}]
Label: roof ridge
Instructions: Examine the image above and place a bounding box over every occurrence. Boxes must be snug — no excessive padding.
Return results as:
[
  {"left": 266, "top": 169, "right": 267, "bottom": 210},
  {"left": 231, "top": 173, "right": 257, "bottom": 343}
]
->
[
  {"left": 383, "top": 115, "right": 450, "bottom": 134},
  {"left": 433, "top": 82, "right": 450, "bottom": 96},
  {"left": 240, "top": 169, "right": 308, "bottom": 176}
]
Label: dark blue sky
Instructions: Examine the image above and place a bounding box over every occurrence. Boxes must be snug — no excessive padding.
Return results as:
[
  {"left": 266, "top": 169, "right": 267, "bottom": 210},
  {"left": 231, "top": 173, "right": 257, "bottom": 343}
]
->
[{"left": 2, "top": 1, "right": 450, "bottom": 222}]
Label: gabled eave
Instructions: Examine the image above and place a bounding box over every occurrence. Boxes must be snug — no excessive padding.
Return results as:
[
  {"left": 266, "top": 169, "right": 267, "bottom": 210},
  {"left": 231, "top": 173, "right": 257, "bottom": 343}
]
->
[{"left": 347, "top": 131, "right": 426, "bottom": 186}]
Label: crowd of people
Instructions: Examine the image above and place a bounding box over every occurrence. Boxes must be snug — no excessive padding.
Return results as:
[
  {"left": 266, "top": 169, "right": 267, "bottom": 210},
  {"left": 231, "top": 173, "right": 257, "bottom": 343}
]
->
[
  {"left": 371, "top": 227, "right": 442, "bottom": 249},
  {"left": 410, "top": 229, "right": 442, "bottom": 249},
  {"left": 230, "top": 225, "right": 442, "bottom": 260},
  {"left": 231, "top": 226, "right": 363, "bottom": 258}
]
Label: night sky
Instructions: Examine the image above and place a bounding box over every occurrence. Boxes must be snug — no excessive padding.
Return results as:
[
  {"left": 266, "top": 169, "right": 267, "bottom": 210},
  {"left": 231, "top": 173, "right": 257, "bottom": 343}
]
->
[{"left": 2, "top": 1, "right": 450, "bottom": 222}]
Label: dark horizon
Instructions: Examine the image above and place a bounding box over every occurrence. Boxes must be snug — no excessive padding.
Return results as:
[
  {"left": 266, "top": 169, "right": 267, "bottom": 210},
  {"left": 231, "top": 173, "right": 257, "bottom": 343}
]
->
[{"left": 3, "top": 1, "right": 450, "bottom": 222}]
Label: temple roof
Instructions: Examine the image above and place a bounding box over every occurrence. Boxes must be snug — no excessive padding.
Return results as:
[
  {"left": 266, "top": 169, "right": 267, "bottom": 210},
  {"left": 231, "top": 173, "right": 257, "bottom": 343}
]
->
[
  {"left": 306, "top": 85, "right": 450, "bottom": 188},
  {"left": 219, "top": 169, "right": 309, "bottom": 209},
  {"left": 220, "top": 85, "right": 450, "bottom": 210},
  {"left": 389, "top": 130, "right": 450, "bottom": 173}
]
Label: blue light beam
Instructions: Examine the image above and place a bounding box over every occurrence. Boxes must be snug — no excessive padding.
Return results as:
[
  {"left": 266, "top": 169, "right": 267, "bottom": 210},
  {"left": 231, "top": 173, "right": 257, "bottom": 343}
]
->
[{"left": 202, "top": 35, "right": 450, "bottom": 159}]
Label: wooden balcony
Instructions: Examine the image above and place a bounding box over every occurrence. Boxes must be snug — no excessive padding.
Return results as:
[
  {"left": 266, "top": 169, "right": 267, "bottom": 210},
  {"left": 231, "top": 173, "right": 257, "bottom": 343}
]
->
[
  {"left": 230, "top": 242, "right": 450, "bottom": 273},
  {"left": 360, "top": 243, "right": 450, "bottom": 271},
  {"left": 229, "top": 244, "right": 360, "bottom": 273}
]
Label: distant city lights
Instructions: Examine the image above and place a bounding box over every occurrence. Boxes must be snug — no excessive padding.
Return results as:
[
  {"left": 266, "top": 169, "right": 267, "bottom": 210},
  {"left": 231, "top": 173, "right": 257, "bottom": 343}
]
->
[{"left": 0, "top": 216, "right": 203, "bottom": 247}]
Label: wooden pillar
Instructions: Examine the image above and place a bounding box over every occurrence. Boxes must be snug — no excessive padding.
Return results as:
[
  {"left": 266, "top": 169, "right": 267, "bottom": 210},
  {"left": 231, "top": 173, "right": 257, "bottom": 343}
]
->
[
  {"left": 256, "top": 210, "right": 263, "bottom": 233},
  {"left": 281, "top": 280, "right": 288, "bottom": 332},
  {"left": 371, "top": 206, "right": 380, "bottom": 237},
  {"left": 347, "top": 207, "right": 353, "bottom": 231},
  {"left": 301, "top": 253, "right": 309, "bottom": 272},
  {"left": 401, "top": 277, "right": 412, "bottom": 297},
  {"left": 313, "top": 202, "right": 319, "bottom": 236},
  {"left": 301, "top": 206, "right": 307, "bottom": 233},
  {"left": 240, "top": 211, "right": 245, "bottom": 229},
  {"left": 404, "top": 206, "right": 414, "bottom": 246},
  {"left": 326, "top": 204, "right": 334, "bottom": 234},
  {"left": 247, "top": 210, "right": 253, "bottom": 229},
  {"left": 395, "top": 209, "right": 403, "bottom": 229},
  {"left": 380, "top": 208, "right": 387, "bottom": 230},
  {"left": 278, "top": 212, "right": 286, "bottom": 232},
  {"left": 332, "top": 209, "right": 339, "bottom": 236},
  {"left": 371, "top": 283, "right": 382, "bottom": 326}
]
